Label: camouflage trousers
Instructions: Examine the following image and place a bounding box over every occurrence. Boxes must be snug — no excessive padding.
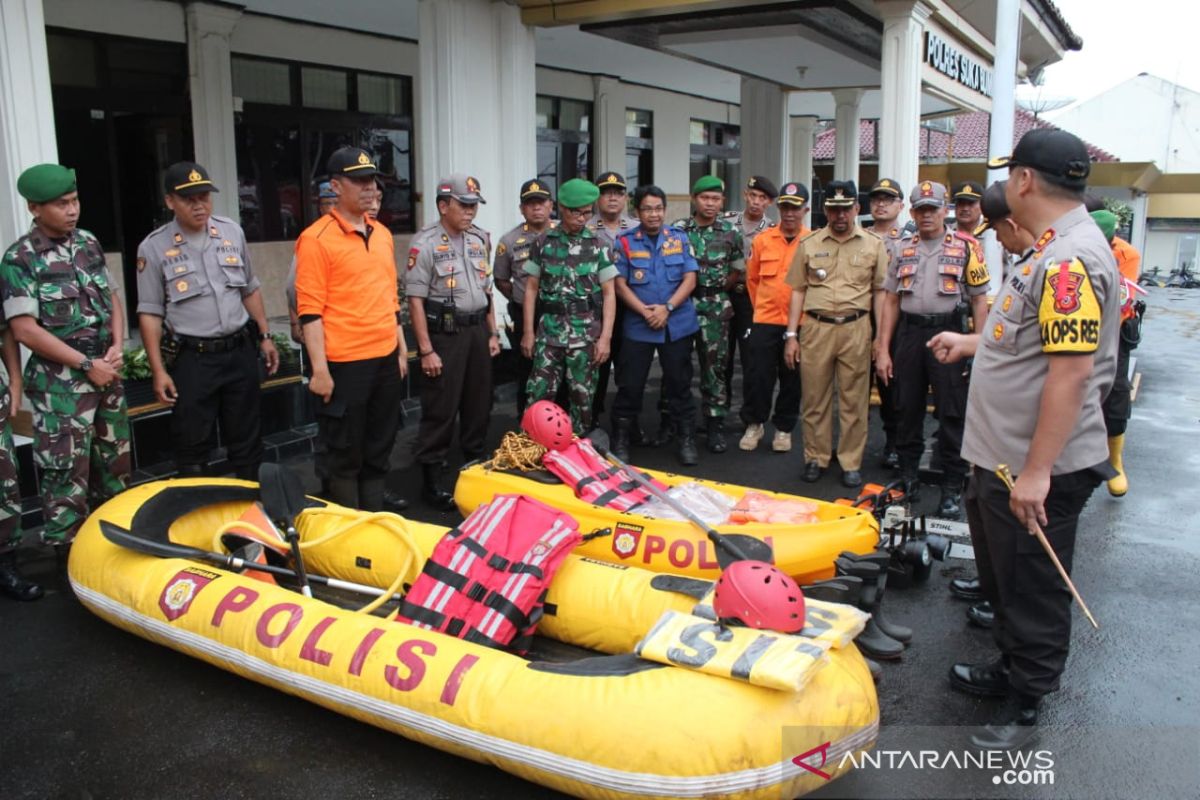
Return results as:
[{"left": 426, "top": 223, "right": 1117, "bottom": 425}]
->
[
  {"left": 526, "top": 340, "right": 597, "bottom": 434},
  {"left": 28, "top": 386, "right": 131, "bottom": 544},
  {"left": 0, "top": 387, "right": 21, "bottom": 552},
  {"left": 696, "top": 304, "right": 732, "bottom": 418}
]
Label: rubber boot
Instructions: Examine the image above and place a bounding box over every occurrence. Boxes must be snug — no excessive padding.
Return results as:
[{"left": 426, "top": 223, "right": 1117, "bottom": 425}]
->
[
  {"left": 0, "top": 550, "right": 43, "bottom": 601},
  {"left": 1107, "top": 435, "right": 1128, "bottom": 497},
  {"left": 652, "top": 412, "right": 676, "bottom": 447},
  {"left": 328, "top": 477, "right": 359, "bottom": 510},
  {"left": 421, "top": 463, "right": 457, "bottom": 512},
  {"left": 839, "top": 551, "right": 913, "bottom": 644},
  {"left": 834, "top": 558, "right": 904, "bottom": 660},
  {"left": 803, "top": 576, "right": 883, "bottom": 679},
  {"left": 612, "top": 418, "right": 634, "bottom": 463},
  {"left": 706, "top": 417, "right": 727, "bottom": 454},
  {"left": 676, "top": 420, "right": 699, "bottom": 467},
  {"left": 358, "top": 478, "right": 385, "bottom": 513}
]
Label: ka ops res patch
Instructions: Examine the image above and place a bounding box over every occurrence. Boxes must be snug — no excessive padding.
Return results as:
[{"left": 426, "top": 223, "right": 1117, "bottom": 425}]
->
[{"left": 1038, "top": 258, "right": 1101, "bottom": 353}]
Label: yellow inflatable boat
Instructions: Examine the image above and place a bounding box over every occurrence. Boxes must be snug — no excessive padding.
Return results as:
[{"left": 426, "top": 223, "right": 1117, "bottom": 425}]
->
[
  {"left": 71, "top": 479, "right": 879, "bottom": 800},
  {"left": 455, "top": 461, "right": 879, "bottom": 586}
]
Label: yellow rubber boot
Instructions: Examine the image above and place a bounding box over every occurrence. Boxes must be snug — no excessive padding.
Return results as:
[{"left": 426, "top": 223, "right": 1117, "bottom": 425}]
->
[{"left": 1107, "top": 435, "right": 1128, "bottom": 497}]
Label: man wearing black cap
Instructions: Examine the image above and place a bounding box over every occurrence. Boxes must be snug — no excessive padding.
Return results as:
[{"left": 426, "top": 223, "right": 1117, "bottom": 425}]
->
[
  {"left": 589, "top": 171, "right": 636, "bottom": 425},
  {"left": 295, "top": 147, "right": 408, "bottom": 511},
  {"left": 495, "top": 179, "right": 555, "bottom": 417},
  {"left": 137, "top": 161, "right": 278, "bottom": 482},
  {"left": 951, "top": 181, "right": 986, "bottom": 237},
  {"left": 929, "top": 128, "right": 1119, "bottom": 749},
  {"left": 865, "top": 178, "right": 906, "bottom": 469},
  {"left": 406, "top": 173, "right": 499, "bottom": 509},
  {"left": 784, "top": 180, "right": 889, "bottom": 487}
]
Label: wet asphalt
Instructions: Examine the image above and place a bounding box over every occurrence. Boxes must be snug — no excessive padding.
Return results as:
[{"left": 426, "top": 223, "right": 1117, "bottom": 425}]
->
[{"left": 2, "top": 287, "right": 1198, "bottom": 800}]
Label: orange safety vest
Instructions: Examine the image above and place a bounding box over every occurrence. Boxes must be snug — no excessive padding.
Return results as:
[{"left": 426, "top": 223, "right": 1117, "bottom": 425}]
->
[{"left": 747, "top": 225, "right": 809, "bottom": 325}]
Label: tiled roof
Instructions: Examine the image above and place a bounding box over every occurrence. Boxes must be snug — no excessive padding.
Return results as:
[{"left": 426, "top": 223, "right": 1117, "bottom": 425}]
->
[{"left": 811, "top": 109, "right": 1118, "bottom": 163}]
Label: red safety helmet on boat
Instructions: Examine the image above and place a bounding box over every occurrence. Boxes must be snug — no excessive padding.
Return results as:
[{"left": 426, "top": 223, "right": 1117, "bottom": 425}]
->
[
  {"left": 521, "top": 400, "right": 574, "bottom": 451},
  {"left": 713, "top": 560, "right": 806, "bottom": 633}
]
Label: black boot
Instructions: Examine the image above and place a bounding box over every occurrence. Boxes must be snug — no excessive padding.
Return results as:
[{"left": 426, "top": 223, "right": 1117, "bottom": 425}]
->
[
  {"left": 938, "top": 483, "right": 963, "bottom": 519},
  {"left": 705, "top": 417, "right": 727, "bottom": 454},
  {"left": 834, "top": 558, "right": 904, "bottom": 660},
  {"left": 0, "top": 551, "right": 43, "bottom": 601},
  {"left": 358, "top": 478, "right": 385, "bottom": 513},
  {"left": 949, "top": 656, "right": 1010, "bottom": 697},
  {"left": 967, "top": 601, "right": 994, "bottom": 628},
  {"left": 612, "top": 418, "right": 634, "bottom": 463},
  {"left": 900, "top": 468, "right": 921, "bottom": 503},
  {"left": 949, "top": 575, "right": 983, "bottom": 600},
  {"left": 652, "top": 412, "right": 676, "bottom": 447},
  {"left": 382, "top": 490, "right": 409, "bottom": 513},
  {"left": 421, "top": 463, "right": 456, "bottom": 512},
  {"left": 676, "top": 420, "right": 699, "bottom": 467},
  {"left": 881, "top": 440, "right": 899, "bottom": 470},
  {"left": 839, "top": 551, "right": 913, "bottom": 644},
  {"left": 968, "top": 692, "right": 1040, "bottom": 751}
]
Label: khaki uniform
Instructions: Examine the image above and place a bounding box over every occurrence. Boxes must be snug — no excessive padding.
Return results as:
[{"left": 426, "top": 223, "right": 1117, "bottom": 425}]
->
[
  {"left": 786, "top": 226, "right": 889, "bottom": 470},
  {"left": 405, "top": 221, "right": 494, "bottom": 464},
  {"left": 963, "top": 203, "right": 1119, "bottom": 699}
]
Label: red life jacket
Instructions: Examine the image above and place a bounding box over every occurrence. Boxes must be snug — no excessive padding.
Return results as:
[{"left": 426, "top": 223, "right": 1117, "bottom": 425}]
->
[
  {"left": 542, "top": 438, "right": 664, "bottom": 512},
  {"left": 395, "top": 494, "right": 580, "bottom": 654}
]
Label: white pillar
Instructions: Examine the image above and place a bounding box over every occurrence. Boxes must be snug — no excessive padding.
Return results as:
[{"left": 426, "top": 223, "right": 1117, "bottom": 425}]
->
[
  {"left": 789, "top": 115, "right": 818, "bottom": 186},
  {"left": 739, "top": 77, "right": 789, "bottom": 191},
  {"left": 186, "top": 1, "right": 242, "bottom": 220},
  {"left": 984, "top": 0, "right": 1020, "bottom": 291},
  {"left": 418, "top": 0, "right": 536, "bottom": 238},
  {"left": 0, "top": 0, "right": 57, "bottom": 245},
  {"left": 832, "top": 88, "right": 864, "bottom": 184},
  {"left": 592, "top": 75, "right": 625, "bottom": 176},
  {"left": 876, "top": 0, "right": 931, "bottom": 200}
]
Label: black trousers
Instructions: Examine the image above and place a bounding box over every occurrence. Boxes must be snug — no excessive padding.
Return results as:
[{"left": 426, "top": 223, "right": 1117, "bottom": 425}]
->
[
  {"left": 894, "top": 322, "right": 968, "bottom": 484},
  {"left": 170, "top": 341, "right": 262, "bottom": 471},
  {"left": 966, "top": 466, "right": 1102, "bottom": 697},
  {"left": 725, "top": 286, "right": 754, "bottom": 413},
  {"left": 416, "top": 324, "right": 493, "bottom": 465},
  {"left": 874, "top": 326, "right": 898, "bottom": 445},
  {"left": 510, "top": 311, "right": 534, "bottom": 418},
  {"left": 1103, "top": 339, "right": 1133, "bottom": 435},
  {"left": 612, "top": 334, "right": 695, "bottom": 426},
  {"left": 740, "top": 322, "right": 800, "bottom": 433},
  {"left": 318, "top": 349, "right": 404, "bottom": 489},
  {"left": 593, "top": 304, "right": 627, "bottom": 419}
]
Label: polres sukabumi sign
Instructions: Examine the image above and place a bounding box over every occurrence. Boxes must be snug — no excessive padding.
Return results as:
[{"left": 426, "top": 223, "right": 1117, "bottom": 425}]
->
[{"left": 925, "top": 31, "right": 993, "bottom": 98}]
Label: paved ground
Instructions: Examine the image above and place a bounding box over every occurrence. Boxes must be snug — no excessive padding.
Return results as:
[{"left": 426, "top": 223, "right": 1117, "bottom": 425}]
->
[{"left": 2, "top": 287, "right": 1198, "bottom": 799}]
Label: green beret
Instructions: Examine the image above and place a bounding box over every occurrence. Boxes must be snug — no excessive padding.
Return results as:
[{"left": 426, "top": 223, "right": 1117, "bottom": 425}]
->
[
  {"left": 558, "top": 178, "right": 600, "bottom": 209},
  {"left": 1090, "top": 209, "right": 1117, "bottom": 242},
  {"left": 691, "top": 175, "right": 725, "bottom": 195},
  {"left": 17, "top": 164, "right": 77, "bottom": 203}
]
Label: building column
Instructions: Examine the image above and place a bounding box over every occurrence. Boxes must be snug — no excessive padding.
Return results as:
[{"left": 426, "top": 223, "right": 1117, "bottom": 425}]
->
[
  {"left": 186, "top": 1, "right": 242, "bottom": 220},
  {"left": 876, "top": 0, "right": 932, "bottom": 199},
  {"left": 789, "top": 115, "right": 817, "bottom": 185},
  {"left": 0, "top": 0, "right": 57, "bottom": 245},
  {"left": 418, "top": 0, "right": 536, "bottom": 237},
  {"left": 592, "top": 75, "right": 625, "bottom": 176},
  {"left": 832, "top": 88, "right": 864, "bottom": 184},
  {"left": 739, "top": 77, "right": 789, "bottom": 192}
]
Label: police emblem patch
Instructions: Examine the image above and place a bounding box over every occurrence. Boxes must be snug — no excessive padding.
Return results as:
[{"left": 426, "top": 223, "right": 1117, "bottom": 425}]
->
[
  {"left": 136, "top": 257, "right": 146, "bottom": 272},
  {"left": 633, "top": 269, "right": 645, "bottom": 281},
  {"left": 612, "top": 523, "right": 643, "bottom": 559}
]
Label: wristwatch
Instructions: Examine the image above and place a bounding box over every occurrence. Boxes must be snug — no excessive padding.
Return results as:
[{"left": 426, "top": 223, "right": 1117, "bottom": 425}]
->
[
  {"left": 79, "top": 357, "right": 94, "bottom": 372},
  {"left": 783, "top": 331, "right": 798, "bottom": 339},
  {"left": 258, "top": 332, "right": 270, "bottom": 341},
  {"left": 666, "top": 302, "right": 676, "bottom": 313}
]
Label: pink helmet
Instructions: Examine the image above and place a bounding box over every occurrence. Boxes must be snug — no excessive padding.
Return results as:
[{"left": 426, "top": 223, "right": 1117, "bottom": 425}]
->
[
  {"left": 713, "top": 560, "right": 806, "bottom": 633},
  {"left": 521, "top": 400, "right": 573, "bottom": 451}
]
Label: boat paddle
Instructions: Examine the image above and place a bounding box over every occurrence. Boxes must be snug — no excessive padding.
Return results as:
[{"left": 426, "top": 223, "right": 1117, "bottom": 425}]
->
[
  {"left": 259, "top": 462, "right": 314, "bottom": 598},
  {"left": 99, "top": 520, "right": 404, "bottom": 601},
  {"left": 584, "top": 430, "right": 774, "bottom": 567}
]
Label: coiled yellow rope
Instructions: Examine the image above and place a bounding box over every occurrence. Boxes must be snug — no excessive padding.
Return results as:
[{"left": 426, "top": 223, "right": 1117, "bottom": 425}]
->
[{"left": 489, "top": 430, "right": 547, "bottom": 472}]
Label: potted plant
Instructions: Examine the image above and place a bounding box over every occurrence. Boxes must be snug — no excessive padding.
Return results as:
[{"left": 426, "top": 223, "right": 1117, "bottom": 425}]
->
[
  {"left": 120, "top": 346, "right": 158, "bottom": 408},
  {"left": 270, "top": 332, "right": 302, "bottom": 379}
]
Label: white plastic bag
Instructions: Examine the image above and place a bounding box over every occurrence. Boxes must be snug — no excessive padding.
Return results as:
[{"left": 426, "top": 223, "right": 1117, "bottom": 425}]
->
[{"left": 635, "top": 482, "right": 737, "bottom": 526}]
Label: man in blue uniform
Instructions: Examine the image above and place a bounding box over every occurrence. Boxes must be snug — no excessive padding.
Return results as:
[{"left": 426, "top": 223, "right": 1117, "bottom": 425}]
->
[{"left": 610, "top": 185, "right": 701, "bottom": 466}]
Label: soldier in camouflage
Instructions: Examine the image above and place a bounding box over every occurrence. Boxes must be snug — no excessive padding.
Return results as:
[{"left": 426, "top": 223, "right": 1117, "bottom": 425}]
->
[
  {"left": 672, "top": 175, "right": 744, "bottom": 452},
  {"left": 0, "top": 164, "right": 130, "bottom": 557},
  {"left": 0, "top": 308, "right": 41, "bottom": 600},
  {"left": 521, "top": 178, "right": 617, "bottom": 434}
]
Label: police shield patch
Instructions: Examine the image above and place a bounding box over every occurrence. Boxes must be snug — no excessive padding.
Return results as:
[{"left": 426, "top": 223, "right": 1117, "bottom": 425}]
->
[{"left": 1039, "top": 258, "right": 1101, "bottom": 354}]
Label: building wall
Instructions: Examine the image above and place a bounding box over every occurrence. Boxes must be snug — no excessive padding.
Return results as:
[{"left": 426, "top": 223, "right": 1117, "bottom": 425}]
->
[{"left": 1143, "top": 230, "right": 1178, "bottom": 274}]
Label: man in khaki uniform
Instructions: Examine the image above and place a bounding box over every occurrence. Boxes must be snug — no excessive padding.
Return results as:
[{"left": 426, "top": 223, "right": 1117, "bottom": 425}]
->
[
  {"left": 874, "top": 181, "right": 990, "bottom": 518},
  {"left": 783, "top": 180, "right": 888, "bottom": 487}
]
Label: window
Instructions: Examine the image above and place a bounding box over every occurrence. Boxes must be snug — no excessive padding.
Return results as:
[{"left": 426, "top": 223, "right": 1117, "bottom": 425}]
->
[
  {"left": 232, "top": 56, "right": 416, "bottom": 240},
  {"left": 625, "top": 109, "right": 653, "bottom": 188},
  {"left": 689, "top": 120, "right": 741, "bottom": 200},
  {"left": 536, "top": 95, "right": 592, "bottom": 195}
]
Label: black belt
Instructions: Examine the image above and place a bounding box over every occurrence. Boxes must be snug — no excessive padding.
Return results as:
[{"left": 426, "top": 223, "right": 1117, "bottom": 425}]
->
[
  {"left": 693, "top": 285, "right": 728, "bottom": 298},
  {"left": 426, "top": 303, "right": 488, "bottom": 332},
  {"left": 65, "top": 335, "right": 111, "bottom": 358},
  {"left": 177, "top": 326, "right": 251, "bottom": 353},
  {"left": 806, "top": 309, "right": 867, "bottom": 325},
  {"left": 900, "top": 311, "right": 956, "bottom": 328},
  {"left": 539, "top": 298, "right": 596, "bottom": 315}
]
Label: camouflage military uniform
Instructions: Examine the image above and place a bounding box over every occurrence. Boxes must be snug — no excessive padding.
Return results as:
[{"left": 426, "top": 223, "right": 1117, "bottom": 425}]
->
[
  {"left": 523, "top": 226, "right": 617, "bottom": 433},
  {"left": 0, "top": 317, "right": 20, "bottom": 553},
  {"left": 672, "top": 216, "right": 744, "bottom": 419},
  {"left": 0, "top": 226, "right": 130, "bottom": 544}
]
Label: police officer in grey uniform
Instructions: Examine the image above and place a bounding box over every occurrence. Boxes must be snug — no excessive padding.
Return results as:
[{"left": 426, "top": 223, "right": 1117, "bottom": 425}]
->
[
  {"left": 865, "top": 178, "right": 905, "bottom": 469},
  {"left": 929, "top": 129, "right": 1119, "bottom": 750},
  {"left": 588, "top": 171, "right": 637, "bottom": 426},
  {"left": 494, "top": 179, "right": 554, "bottom": 417},
  {"left": 137, "top": 162, "right": 278, "bottom": 479},
  {"left": 875, "top": 181, "right": 990, "bottom": 518},
  {"left": 406, "top": 174, "right": 500, "bottom": 510}
]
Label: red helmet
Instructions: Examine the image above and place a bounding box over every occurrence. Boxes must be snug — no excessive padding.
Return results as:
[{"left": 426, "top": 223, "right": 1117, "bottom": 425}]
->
[
  {"left": 521, "top": 400, "right": 573, "bottom": 451},
  {"left": 712, "top": 560, "right": 806, "bottom": 633}
]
